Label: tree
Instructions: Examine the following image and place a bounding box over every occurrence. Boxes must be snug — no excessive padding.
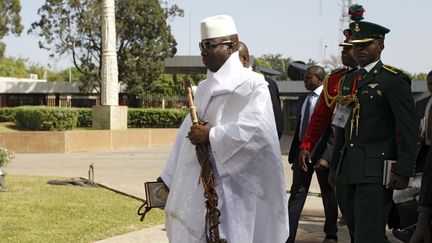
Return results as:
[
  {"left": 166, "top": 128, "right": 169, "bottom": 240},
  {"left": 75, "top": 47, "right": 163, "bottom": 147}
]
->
[
  {"left": 0, "top": 0, "right": 23, "bottom": 57},
  {"left": 253, "top": 54, "right": 292, "bottom": 80},
  {"left": 406, "top": 72, "right": 428, "bottom": 81},
  {"left": 45, "top": 67, "right": 83, "bottom": 82},
  {"left": 254, "top": 54, "right": 292, "bottom": 73},
  {"left": 29, "top": 0, "right": 183, "bottom": 96},
  {"left": 0, "top": 57, "right": 27, "bottom": 77}
]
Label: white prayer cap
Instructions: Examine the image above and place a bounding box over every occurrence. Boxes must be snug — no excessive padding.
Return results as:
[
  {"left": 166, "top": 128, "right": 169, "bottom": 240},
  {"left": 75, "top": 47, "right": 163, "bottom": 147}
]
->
[{"left": 200, "top": 15, "right": 238, "bottom": 40}]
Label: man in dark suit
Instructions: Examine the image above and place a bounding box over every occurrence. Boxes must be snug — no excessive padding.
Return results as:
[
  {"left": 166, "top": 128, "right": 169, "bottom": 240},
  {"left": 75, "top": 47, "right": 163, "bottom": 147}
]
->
[
  {"left": 238, "top": 41, "right": 284, "bottom": 138},
  {"left": 410, "top": 141, "right": 432, "bottom": 243},
  {"left": 287, "top": 65, "right": 339, "bottom": 243},
  {"left": 415, "top": 71, "right": 432, "bottom": 173},
  {"left": 331, "top": 14, "right": 418, "bottom": 241},
  {"left": 410, "top": 151, "right": 432, "bottom": 243},
  {"left": 410, "top": 71, "right": 432, "bottom": 243}
]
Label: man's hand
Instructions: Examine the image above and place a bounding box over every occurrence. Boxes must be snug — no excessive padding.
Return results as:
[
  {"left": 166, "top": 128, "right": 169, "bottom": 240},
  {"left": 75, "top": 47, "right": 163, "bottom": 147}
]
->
[
  {"left": 314, "top": 159, "right": 330, "bottom": 170},
  {"left": 156, "top": 176, "right": 169, "bottom": 191},
  {"left": 410, "top": 212, "right": 432, "bottom": 243},
  {"left": 387, "top": 174, "right": 410, "bottom": 190},
  {"left": 188, "top": 123, "right": 211, "bottom": 145},
  {"left": 299, "top": 149, "right": 311, "bottom": 172}
]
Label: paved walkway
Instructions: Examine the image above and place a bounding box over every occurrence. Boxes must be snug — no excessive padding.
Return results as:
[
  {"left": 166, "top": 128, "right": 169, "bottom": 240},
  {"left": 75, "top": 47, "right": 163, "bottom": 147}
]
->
[{"left": 6, "top": 135, "right": 402, "bottom": 242}]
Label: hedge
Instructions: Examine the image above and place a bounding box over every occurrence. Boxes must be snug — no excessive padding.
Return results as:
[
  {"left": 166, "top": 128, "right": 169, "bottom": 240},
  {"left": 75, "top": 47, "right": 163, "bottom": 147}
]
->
[
  {"left": 1, "top": 107, "right": 188, "bottom": 130},
  {"left": 74, "top": 108, "right": 92, "bottom": 127},
  {"left": 128, "top": 108, "right": 188, "bottom": 128},
  {"left": 14, "top": 106, "right": 78, "bottom": 131},
  {"left": 0, "top": 107, "right": 17, "bottom": 122}
]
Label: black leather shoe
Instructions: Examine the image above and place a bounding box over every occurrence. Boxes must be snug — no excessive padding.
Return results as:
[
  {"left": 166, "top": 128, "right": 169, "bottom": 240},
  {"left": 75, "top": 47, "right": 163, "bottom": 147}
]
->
[{"left": 322, "top": 234, "right": 338, "bottom": 243}]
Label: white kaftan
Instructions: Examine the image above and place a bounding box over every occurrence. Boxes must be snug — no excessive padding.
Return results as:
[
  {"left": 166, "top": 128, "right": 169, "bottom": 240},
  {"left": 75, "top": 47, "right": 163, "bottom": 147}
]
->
[{"left": 161, "top": 51, "right": 289, "bottom": 243}]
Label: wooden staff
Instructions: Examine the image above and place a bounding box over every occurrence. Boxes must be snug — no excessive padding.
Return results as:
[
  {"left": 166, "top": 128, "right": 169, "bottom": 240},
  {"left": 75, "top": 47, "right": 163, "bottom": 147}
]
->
[{"left": 185, "top": 80, "right": 226, "bottom": 243}]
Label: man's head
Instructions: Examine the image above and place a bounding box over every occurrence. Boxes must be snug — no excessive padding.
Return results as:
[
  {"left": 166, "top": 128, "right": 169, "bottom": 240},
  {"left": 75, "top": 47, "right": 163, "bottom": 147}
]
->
[
  {"left": 238, "top": 41, "right": 250, "bottom": 68},
  {"left": 200, "top": 15, "right": 239, "bottom": 72},
  {"left": 352, "top": 38, "right": 384, "bottom": 67},
  {"left": 339, "top": 29, "right": 357, "bottom": 68},
  {"left": 347, "top": 4, "right": 390, "bottom": 67},
  {"left": 304, "top": 65, "right": 325, "bottom": 91},
  {"left": 427, "top": 71, "right": 432, "bottom": 93},
  {"left": 348, "top": 17, "right": 389, "bottom": 67}
]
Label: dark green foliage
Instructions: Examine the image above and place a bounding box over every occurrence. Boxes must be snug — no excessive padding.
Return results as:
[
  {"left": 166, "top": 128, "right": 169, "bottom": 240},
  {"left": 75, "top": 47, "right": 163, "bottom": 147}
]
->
[
  {"left": 128, "top": 108, "right": 188, "bottom": 128},
  {"left": 14, "top": 106, "right": 78, "bottom": 131},
  {"left": 0, "top": 107, "right": 16, "bottom": 122},
  {"left": 7, "top": 107, "right": 187, "bottom": 130},
  {"left": 75, "top": 108, "right": 93, "bottom": 127},
  {"left": 253, "top": 54, "right": 292, "bottom": 80},
  {"left": 73, "top": 107, "right": 187, "bottom": 128},
  {"left": 0, "top": 0, "right": 23, "bottom": 57},
  {"left": 29, "top": 0, "right": 183, "bottom": 96}
]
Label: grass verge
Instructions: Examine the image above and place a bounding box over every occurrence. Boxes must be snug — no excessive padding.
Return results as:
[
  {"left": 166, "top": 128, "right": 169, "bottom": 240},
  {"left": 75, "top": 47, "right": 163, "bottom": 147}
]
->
[
  {"left": 0, "top": 175, "right": 164, "bottom": 242},
  {"left": 0, "top": 122, "right": 21, "bottom": 132}
]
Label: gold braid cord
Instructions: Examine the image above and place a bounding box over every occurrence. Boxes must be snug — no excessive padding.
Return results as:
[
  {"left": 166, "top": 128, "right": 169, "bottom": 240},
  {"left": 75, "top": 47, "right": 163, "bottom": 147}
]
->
[
  {"left": 324, "top": 74, "right": 361, "bottom": 139},
  {"left": 323, "top": 75, "right": 336, "bottom": 108},
  {"left": 335, "top": 94, "right": 360, "bottom": 139},
  {"left": 185, "top": 81, "right": 226, "bottom": 243}
]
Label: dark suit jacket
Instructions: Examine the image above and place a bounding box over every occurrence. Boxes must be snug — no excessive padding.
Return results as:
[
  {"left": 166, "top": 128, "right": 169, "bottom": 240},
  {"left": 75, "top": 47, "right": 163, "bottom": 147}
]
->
[
  {"left": 416, "top": 96, "right": 431, "bottom": 119},
  {"left": 289, "top": 92, "right": 330, "bottom": 164},
  {"left": 265, "top": 77, "right": 284, "bottom": 139},
  {"left": 415, "top": 95, "right": 431, "bottom": 172},
  {"left": 332, "top": 61, "right": 418, "bottom": 184},
  {"left": 418, "top": 146, "right": 432, "bottom": 212},
  {"left": 419, "top": 112, "right": 432, "bottom": 212}
]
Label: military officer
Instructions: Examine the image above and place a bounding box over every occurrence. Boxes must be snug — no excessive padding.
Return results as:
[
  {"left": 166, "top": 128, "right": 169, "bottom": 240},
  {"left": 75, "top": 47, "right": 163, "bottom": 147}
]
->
[
  {"left": 331, "top": 14, "right": 418, "bottom": 242},
  {"left": 299, "top": 28, "right": 357, "bottom": 170}
]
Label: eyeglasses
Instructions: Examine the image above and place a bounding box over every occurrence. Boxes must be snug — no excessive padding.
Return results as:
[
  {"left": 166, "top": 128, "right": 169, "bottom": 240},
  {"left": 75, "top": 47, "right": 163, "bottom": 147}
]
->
[{"left": 199, "top": 40, "right": 233, "bottom": 52}]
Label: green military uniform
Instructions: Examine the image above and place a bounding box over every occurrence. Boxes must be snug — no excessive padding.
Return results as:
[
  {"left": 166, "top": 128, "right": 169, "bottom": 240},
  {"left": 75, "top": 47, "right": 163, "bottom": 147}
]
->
[{"left": 331, "top": 19, "right": 419, "bottom": 242}]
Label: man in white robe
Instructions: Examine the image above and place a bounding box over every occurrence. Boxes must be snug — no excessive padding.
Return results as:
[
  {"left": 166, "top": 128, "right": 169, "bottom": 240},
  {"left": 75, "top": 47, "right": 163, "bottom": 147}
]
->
[{"left": 161, "top": 15, "right": 289, "bottom": 243}]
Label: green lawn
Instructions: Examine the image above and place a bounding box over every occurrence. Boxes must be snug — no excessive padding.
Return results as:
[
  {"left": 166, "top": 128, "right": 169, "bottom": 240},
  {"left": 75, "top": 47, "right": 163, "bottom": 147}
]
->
[
  {"left": 0, "top": 175, "right": 164, "bottom": 243},
  {"left": 0, "top": 122, "right": 21, "bottom": 132}
]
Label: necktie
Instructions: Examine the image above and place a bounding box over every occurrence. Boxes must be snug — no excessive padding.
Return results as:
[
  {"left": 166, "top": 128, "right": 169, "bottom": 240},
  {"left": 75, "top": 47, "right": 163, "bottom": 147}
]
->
[
  {"left": 300, "top": 92, "right": 313, "bottom": 141},
  {"left": 357, "top": 68, "right": 367, "bottom": 80}
]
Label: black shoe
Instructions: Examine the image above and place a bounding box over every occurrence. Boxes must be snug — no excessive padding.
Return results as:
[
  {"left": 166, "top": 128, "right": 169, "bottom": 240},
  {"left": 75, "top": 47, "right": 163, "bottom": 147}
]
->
[{"left": 322, "top": 234, "right": 338, "bottom": 243}]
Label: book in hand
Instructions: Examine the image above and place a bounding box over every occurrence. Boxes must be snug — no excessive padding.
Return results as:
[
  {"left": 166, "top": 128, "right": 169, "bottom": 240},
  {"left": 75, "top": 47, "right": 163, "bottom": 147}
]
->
[
  {"left": 382, "top": 160, "right": 396, "bottom": 188},
  {"left": 144, "top": 181, "right": 169, "bottom": 208}
]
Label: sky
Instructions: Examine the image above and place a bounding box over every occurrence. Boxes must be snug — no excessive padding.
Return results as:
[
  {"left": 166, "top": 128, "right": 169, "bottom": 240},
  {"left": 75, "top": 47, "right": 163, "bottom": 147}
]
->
[{"left": 4, "top": 0, "right": 432, "bottom": 74}]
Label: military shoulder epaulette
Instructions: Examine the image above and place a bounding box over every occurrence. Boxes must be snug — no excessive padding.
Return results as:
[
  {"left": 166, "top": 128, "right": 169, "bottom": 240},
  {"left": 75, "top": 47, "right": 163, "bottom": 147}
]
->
[{"left": 382, "top": 64, "right": 400, "bottom": 74}]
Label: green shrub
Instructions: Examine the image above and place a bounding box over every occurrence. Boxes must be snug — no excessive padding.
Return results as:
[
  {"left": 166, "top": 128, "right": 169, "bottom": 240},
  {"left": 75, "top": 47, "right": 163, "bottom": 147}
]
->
[
  {"left": 14, "top": 106, "right": 78, "bottom": 131},
  {"left": 0, "top": 107, "right": 17, "bottom": 122},
  {"left": 74, "top": 108, "right": 92, "bottom": 127},
  {"left": 9, "top": 106, "right": 187, "bottom": 130},
  {"left": 128, "top": 108, "right": 188, "bottom": 128}
]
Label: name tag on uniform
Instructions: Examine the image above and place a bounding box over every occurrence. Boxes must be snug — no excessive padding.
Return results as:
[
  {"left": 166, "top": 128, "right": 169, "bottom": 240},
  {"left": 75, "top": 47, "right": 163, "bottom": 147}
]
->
[{"left": 332, "top": 104, "right": 351, "bottom": 128}]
